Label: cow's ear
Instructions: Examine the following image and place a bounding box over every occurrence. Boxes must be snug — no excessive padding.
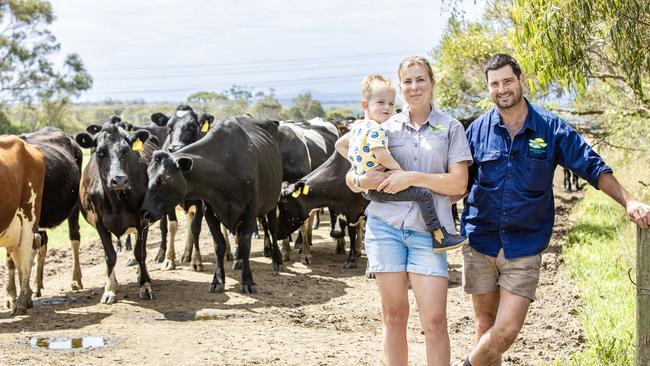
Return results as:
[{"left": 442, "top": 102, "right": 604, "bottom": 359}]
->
[
  {"left": 128, "top": 130, "right": 150, "bottom": 150},
  {"left": 75, "top": 132, "right": 96, "bottom": 149},
  {"left": 86, "top": 124, "right": 102, "bottom": 135},
  {"left": 151, "top": 112, "right": 170, "bottom": 126},
  {"left": 176, "top": 157, "right": 193, "bottom": 173},
  {"left": 198, "top": 113, "right": 215, "bottom": 132}
]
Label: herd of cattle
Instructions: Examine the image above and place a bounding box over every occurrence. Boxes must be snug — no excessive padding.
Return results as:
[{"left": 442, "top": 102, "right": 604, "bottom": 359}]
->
[
  {"left": 0, "top": 105, "right": 368, "bottom": 315},
  {"left": 0, "top": 105, "right": 582, "bottom": 316}
]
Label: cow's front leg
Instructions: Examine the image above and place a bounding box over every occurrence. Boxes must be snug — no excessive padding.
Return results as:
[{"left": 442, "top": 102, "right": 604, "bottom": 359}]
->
[
  {"left": 33, "top": 231, "right": 47, "bottom": 297},
  {"left": 11, "top": 229, "right": 38, "bottom": 315},
  {"left": 343, "top": 220, "right": 359, "bottom": 269},
  {"left": 68, "top": 208, "right": 83, "bottom": 290},
  {"left": 181, "top": 206, "right": 196, "bottom": 263},
  {"left": 222, "top": 224, "right": 233, "bottom": 261},
  {"left": 5, "top": 252, "right": 16, "bottom": 311},
  {"left": 204, "top": 206, "right": 227, "bottom": 293},
  {"left": 155, "top": 214, "right": 168, "bottom": 264},
  {"left": 266, "top": 210, "right": 283, "bottom": 272},
  {"left": 281, "top": 238, "right": 292, "bottom": 262},
  {"left": 97, "top": 223, "right": 118, "bottom": 304},
  {"left": 237, "top": 233, "right": 256, "bottom": 294},
  {"left": 299, "top": 213, "right": 314, "bottom": 265},
  {"left": 162, "top": 218, "right": 178, "bottom": 271},
  {"left": 134, "top": 228, "right": 153, "bottom": 300}
]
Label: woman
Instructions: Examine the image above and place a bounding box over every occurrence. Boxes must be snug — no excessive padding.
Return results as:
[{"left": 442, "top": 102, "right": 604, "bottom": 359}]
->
[{"left": 346, "top": 56, "right": 471, "bottom": 365}]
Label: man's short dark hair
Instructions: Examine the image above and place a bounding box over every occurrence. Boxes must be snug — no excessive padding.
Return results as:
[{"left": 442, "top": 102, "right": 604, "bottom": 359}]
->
[{"left": 484, "top": 54, "right": 522, "bottom": 80}]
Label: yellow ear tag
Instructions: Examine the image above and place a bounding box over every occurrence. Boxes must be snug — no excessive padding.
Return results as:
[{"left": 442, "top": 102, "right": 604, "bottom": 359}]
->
[
  {"left": 302, "top": 185, "right": 310, "bottom": 195},
  {"left": 291, "top": 189, "right": 301, "bottom": 198},
  {"left": 201, "top": 121, "right": 210, "bottom": 132},
  {"left": 132, "top": 138, "right": 144, "bottom": 151}
]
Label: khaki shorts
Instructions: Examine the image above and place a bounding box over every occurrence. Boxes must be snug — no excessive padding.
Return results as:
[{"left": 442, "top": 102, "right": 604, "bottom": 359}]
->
[{"left": 462, "top": 245, "right": 542, "bottom": 301}]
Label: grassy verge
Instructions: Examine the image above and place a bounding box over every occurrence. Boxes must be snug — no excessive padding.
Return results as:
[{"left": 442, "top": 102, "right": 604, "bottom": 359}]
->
[{"left": 555, "top": 146, "right": 649, "bottom": 365}]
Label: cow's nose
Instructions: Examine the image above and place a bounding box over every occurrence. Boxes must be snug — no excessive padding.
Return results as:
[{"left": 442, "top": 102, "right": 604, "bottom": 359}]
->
[{"left": 110, "top": 176, "right": 129, "bottom": 190}]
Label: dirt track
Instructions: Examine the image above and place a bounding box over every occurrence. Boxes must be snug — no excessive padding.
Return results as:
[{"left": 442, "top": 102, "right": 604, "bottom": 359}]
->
[{"left": 0, "top": 172, "right": 585, "bottom": 365}]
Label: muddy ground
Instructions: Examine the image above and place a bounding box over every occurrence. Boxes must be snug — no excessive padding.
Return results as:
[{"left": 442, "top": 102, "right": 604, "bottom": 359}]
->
[{"left": 0, "top": 173, "right": 585, "bottom": 366}]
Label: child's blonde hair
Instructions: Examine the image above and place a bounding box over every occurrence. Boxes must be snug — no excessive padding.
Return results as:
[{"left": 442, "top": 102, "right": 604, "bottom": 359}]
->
[{"left": 361, "top": 75, "right": 396, "bottom": 101}]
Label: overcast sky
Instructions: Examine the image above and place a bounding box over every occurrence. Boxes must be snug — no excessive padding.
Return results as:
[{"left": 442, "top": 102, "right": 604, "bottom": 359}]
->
[{"left": 48, "top": 0, "right": 483, "bottom": 103}]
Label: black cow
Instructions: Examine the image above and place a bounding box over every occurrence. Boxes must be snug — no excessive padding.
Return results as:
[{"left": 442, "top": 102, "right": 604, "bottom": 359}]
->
[
  {"left": 276, "top": 119, "right": 339, "bottom": 262},
  {"left": 563, "top": 168, "right": 582, "bottom": 191},
  {"left": 141, "top": 115, "right": 283, "bottom": 294},
  {"left": 150, "top": 105, "right": 234, "bottom": 271},
  {"left": 278, "top": 152, "right": 368, "bottom": 269},
  {"left": 17, "top": 127, "right": 83, "bottom": 295},
  {"left": 76, "top": 123, "right": 156, "bottom": 303}
]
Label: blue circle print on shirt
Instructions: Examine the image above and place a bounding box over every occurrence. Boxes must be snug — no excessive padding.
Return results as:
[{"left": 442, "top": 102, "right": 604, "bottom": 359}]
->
[
  {"left": 366, "top": 161, "right": 375, "bottom": 167},
  {"left": 362, "top": 145, "right": 370, "bottom": 153},
  {"left": 370, "top": 131, "right": 379, "bottom": 138},
  {"left": 356, "top": 155, "right": 363, "bottom": 162}
]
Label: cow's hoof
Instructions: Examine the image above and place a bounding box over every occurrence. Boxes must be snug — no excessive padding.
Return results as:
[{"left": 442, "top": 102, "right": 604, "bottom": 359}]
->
[
  {"left": 209, "top": 283, "right": 225, "bottom": 293},
  {"left": 366, "top": 271, "right": 375, "bottom": 279},
  {"left": 272, "top": 263, "right": 283, "bottom": 272},
  {"left": 181, "top": 252, "right": 192, "bottom": 263},
  {"left": 343, "top": 260, "right": 357, "bottom": 269},
  {"left": 282, "top": 252, "right": 291, "bottom": 262},
  {"left": 240, "top": 284, "right": 256, "bottom": 294},
  {"left": 225, "top": 253, "right": 234, "bottom": 261},
  {"left": 252, "top": 232, "right": 260, "bottom": 239},
  {"left": 334, "top": 246, "right": 344, "bottom": 255},
  {"left": 162, "top": 259, "right": 176, "bottom": 271},
  {"left": 100, "top": 291, "right": 116, "bottom": 304},
  {"left": 71, "top": 281, "right": 83, "bottom": 291},
  {"left": 301, "top": 255, "right": 312, "bottom": 265},
  {"left": 34, "top": 290, "right": 42, "bottom": 298},
  {"left": 6, "top": 298, "right": 15, "bottom": 310},
  {"left": 139, "top": 283, "right": 153, "bottom": 300},
  {"left": 115, "top": 246, "right": 122, "bottom": 253},
  {"left": 192, "top": 261, "right": 203, "bottom": 272},
  {"left": 125, "top": 257, "right": 137, "bottom": 267},
  {"left": 10, "top": 306, "right": 26, "bottom": 316},
  {"left": 154, "top": 250, "right": 165, "bottom": 264},
  {"left": 232, "top": 260, "right": 243, "bottom": 270}
]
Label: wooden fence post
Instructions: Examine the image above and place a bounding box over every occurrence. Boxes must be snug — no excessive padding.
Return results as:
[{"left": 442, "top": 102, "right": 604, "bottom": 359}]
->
[{"left": 638, "top": 226, "right": 650, "bottom": 365}]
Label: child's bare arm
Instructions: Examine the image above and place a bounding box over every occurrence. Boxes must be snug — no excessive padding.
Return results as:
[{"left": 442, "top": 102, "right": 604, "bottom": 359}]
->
[
  {"left": 372, "top": 147, "right": 402, "bottom": 171},
  {"left": 335, "top": 134, "right": 350, "bottom": 158}
]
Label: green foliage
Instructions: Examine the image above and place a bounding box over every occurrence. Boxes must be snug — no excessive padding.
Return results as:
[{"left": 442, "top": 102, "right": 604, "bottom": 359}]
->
[
  {"left": 325, "top": 107, "right": 356, "bottom": 121},
  {"left": 250, "top": 95, "right": 282, "bottom": 120},
  {"left": 292, "top": 92, "right": 325, "bottom": 120},
  {"left": 512, "top": 0, "right": 650, "bottom": 107},
  {"left": 432, "top": 0, "right": 513, "bottom": 119},
  {"left": 0, "top": 1, "right": 92, "bottom": 105}
]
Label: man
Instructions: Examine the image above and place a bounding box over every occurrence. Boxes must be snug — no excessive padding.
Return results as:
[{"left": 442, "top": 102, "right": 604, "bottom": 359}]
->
[{"left": 458, "top": 53, "right": 650, "bottom": 366}]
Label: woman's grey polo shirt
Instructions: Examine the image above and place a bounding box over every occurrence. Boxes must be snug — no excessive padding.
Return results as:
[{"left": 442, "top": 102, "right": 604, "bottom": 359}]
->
[{"left": 365, "top": 108, "right": 473, "bottom": 233}]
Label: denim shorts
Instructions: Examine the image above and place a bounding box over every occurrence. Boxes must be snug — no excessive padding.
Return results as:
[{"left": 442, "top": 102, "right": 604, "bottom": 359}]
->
[{"left": 364, "top": 215, "right": 448, "bottom": 278}]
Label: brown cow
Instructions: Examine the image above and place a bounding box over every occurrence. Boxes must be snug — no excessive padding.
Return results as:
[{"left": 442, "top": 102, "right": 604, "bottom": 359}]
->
[{"left": 0, "top": 136, "right": 46, "bottom": 315}]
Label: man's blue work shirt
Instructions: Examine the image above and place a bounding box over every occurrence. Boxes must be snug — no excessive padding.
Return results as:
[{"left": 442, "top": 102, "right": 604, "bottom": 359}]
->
[{"left": 461, "top": 100, "right": 613, "bottom": 259}]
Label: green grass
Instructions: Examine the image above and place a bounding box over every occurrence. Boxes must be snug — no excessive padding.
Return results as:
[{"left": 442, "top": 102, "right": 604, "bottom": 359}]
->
[{"left": 551, "top": 146, "right": 649, "bottom": 366}]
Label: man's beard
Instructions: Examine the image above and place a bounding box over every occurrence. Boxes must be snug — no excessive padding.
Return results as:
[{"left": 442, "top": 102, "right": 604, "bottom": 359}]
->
[{"left": 493, "top": 88, "right": 522, "bottom": 109}]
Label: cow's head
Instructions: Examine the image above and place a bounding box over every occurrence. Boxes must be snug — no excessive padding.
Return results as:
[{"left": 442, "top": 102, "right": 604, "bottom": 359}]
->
[
  {"left": 140, "top": 150, "right": 193, "bottom": 223},
  {"left": 151, "top": 105, "right": 214, "bottom": 153},
  {"left": 75, "top": 123, "right": 150, "bottom": 193},
  {"left": 277, "top": 181, "right": 310, "bottom": 239}
]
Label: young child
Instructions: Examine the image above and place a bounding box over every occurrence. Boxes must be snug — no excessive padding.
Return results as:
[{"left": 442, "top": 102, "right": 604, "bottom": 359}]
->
[{"left": 335, "top": 75, "right": 466, "bottom": 252}]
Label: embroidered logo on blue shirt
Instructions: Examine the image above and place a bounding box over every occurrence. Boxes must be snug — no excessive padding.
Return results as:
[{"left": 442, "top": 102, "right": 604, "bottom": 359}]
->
[
  {"left": 528, "top": 137, "right": 547, "bottom": 159},
  {"left": 430, "top": 124, "right": 446, "bottom": 134}
]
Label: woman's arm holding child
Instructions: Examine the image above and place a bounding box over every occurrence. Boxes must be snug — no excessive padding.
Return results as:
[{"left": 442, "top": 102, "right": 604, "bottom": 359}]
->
[{"left": 372, "top": 147, "right": 402, "bottom": 171}]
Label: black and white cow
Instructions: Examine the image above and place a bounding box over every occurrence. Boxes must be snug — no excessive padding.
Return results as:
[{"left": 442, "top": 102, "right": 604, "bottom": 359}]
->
[
  {"left": 76, "top": 123, "right": 157, "bottom": 303},
  {"left": 276, "top": 118, "right": 339, "bottom": 262},
  {"left": 149, "top": 105, "right": 233, "bottom": 271},
  {"left": 278, "top": 152, "right": 368, "bottom": 269},
  {"left": 17, "top": 127, "right": 83, "bottom": 295},
  {"left": 141, "top": 115, "right": 283, "bottom": 294}
]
